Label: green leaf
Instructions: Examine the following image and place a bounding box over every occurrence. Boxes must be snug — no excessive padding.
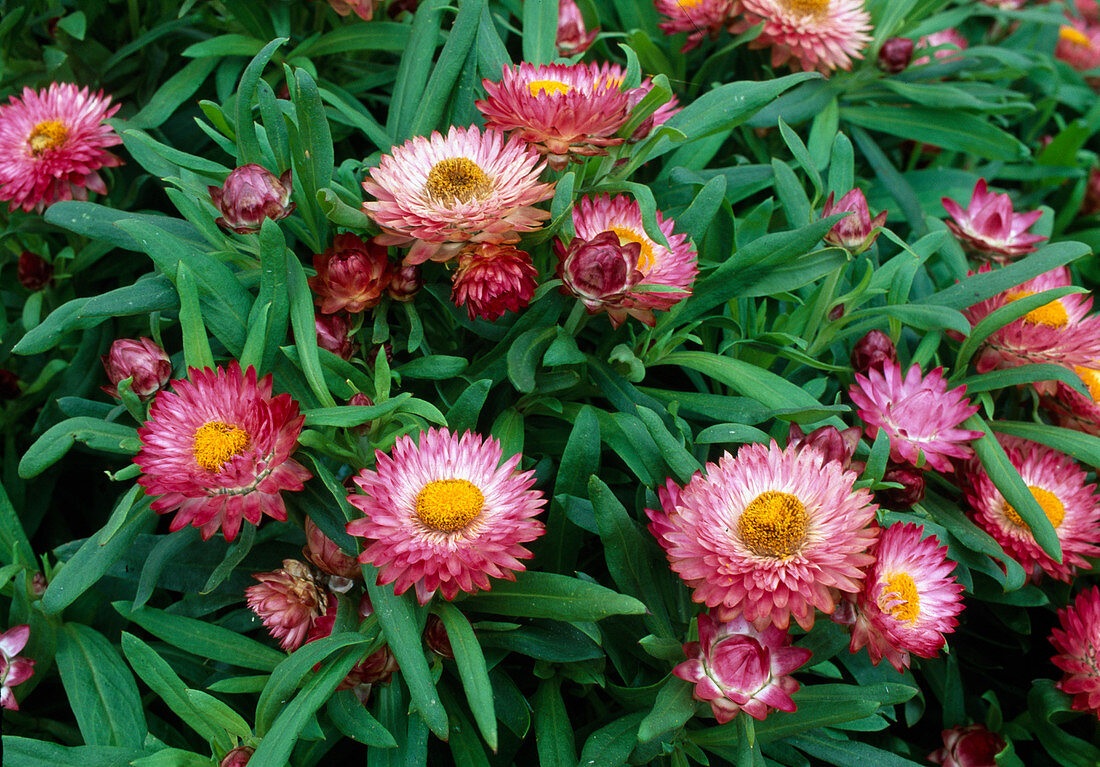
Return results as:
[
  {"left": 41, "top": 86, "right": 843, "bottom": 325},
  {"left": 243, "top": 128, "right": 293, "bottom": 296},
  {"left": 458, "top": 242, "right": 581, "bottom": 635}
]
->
[
  {"left": 434, "top": 603, "right": 497, "bottom": 751},
  {"left": 289, "top": 22, "right": 410, "bottom": 57},
  {"left": 289, "top": 68, "right": 334, "bottom": 247},
  {"left": 129, "top": 749, "right": 216, "bottom": 767},
  {"left": 129, "top": 58, "right": 218, "bottom": 129},
  {"left": 955, "top": 287, "right": 1084, "bottom": 372},
  {"left": 1027, "top": 680, "right": 1100, "bottom": 767},
  {"left": 656, "top": 351, "right": 828, "bottom": 414},
  {"left": 787, "top": 733, "right": 927, "bottom": 767},
  {"left": 533, "top": 677, "right": 575, "bottom": 767},
  {"left": 577, "top": 712, "right": 645, "bottom": 767},
  {"left": 409, "top": 0, "right": 484, "bottom": 137},
  {"left": 842, "top": 105, "right": 1026, "bottom": 160},
  {"left": 991, "top": 420, "right": 1100, "bottom": 467},
  {"left": 508, "top": 327, "right": 557, "bottom": 393},
  {"left": 961, "top": 365, "right": 1090, "bottom": 398},
  {"left": 0, "top": 738, "right": 145, "bottom": 767},
  {"left": 461, "top": 571, "right": 647, "bottom": 621},
  {"left": 327, "top": 690, "right": 398, "bottom": 748},
  {"left": 253, "top": 218, "right": 291, "bottom": 373},
  {"left": 445, "top": 379, "right": 494, "bottom": 434},
  {"left": 19, "top": 418, "right": 139, "bottom": 479},
  {"left": 638, "top": 677, "right": 695, "bottom": 743},
  {"left": 177, "top": 261, "right": 215, "bottom": 371},
  {"left": 389, "top": 0, "right": 445, "bottom": 140},
  {"left": 235, "top": 38, "right": 288, "bottom": 165},
  {"left": 303, "top": 395, "right": 411, "bottom": 426},
  {"left": 522, "top": 0, "right": 558, "bottom": 65},
  {"left": 286, "top": 254, "right": 337, "bottom": 407},
  {"left": 396, "top": 355, "right": 468, "bottom": 380}
]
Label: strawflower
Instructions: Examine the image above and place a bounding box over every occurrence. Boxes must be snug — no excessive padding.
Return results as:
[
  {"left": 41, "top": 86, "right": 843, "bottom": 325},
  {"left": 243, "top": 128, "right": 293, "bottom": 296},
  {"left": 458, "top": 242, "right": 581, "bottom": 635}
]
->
[
  {"left": 1042, "top": 365, "right": 1100, "bottom": 436},
  {"left": 245, "top": 560, "right": 328, "bottom": 652},
  {"left": 220, "top": 747, "right": 254, "bottom": 767},
  {"left": 929, "top": 724, "right": 1006, "bottom": 767},
  {"left": 941, "top": 179, "right": 1045, "bottom": 262},
  {"left": 1049, "top": 585, "right": 1100, "bottom": 719},
  {"left": 309, "top": 233, "right": 393, "bottom": 314},
  {"left": 1056, "top": 23, "right": 1100, "bottom": 81},
  {"left": 822, "top": 189, "right": 886, "bottom": 253},
  {"left": 0, "top": 625, "right": 34, "bottom": 711},
  {"left": 101, "top": 337, "right": 172, "bottom": 400},
  {"left": 556, "top": 0, "right": 598, "bottom": 56},
  {"left": 326, "top": 0, "right": 379, "bottom": 19},
  {"left": 315, "top": 313, "right": 358, "bottom": 361},
  {"left": 451, "top": 243, "right": 538, "bottom": 321},
  {"left": 850, "top": 330, "right": 898, "bottom": 376},
  {"left": 730, "top": 0, "right": 872, "bottom": 73},
  {"left": 209, "top": 164, "right": 295, "bottom": 234},
  {"left": 914, "top": 28, "right": 969, "bottom": 66},
  {"left": 303, "top": 517, "right": 363, "bottom": 581}
]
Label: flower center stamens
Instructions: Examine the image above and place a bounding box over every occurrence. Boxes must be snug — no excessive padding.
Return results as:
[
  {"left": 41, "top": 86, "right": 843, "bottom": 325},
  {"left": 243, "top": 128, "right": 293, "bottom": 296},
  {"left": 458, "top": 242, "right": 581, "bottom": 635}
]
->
[
  {"left": 1003, "top": 486, "right": 1065, "bottom": 530},
  {"left": 1074, "top": 366, "right": 1100, "bottom": 402},
  {"left": 1005, "top": 290, "right": 1069, "bottom": 328},
  {"left": 1061, "top": 25, "right": 1092, "bottom": 48},
  {"left": 27, "top": 120, "right": 68, "bottom": 154},
  {"left": 880, "top": 572, "right": 921, "bottom": 622},
  {"left": 781, "top": 0, "right": 830, "bottom": 18},
  {"left": 192, "top": 421, "right": 251, "bottom": 472},
  {"left": 527, "top": 80, "right": 571, "bottom": 97},
  {"left": 424, "top": 157, "right": 492, "bottom": 204},
  {"left": 609, "top": 226, "right": 657, "bottom": 273},
  {"left": 738, "top": 490, "right": 808, "bottom": 559},
  {"left": 415, "top": 478, "right": 485, "bottom": 533}
]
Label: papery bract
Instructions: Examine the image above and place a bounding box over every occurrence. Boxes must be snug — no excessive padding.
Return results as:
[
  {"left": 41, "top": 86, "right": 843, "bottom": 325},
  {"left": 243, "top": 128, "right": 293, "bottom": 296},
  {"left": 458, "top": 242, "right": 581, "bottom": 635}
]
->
[
  {"left": 850, "top": 330, "right": 898, "bottom": 376},
  {"left": 315, "top": 313, "right": 358, "bottom": 361},
  {"left": 556, "top": 0, "right": 598, "bottom": 55},
  {"left": 822, "top": 189, "right": 886, "bottom": 253},
  {"left": 942, "top": 179, "right": 1045, "bottom": 262},
  {"left": 730, "top": 0, "right": 872, "bottom": 73},
  {"left": 101, "top": 337, "right": 172, "bottom": 400},
  {"left": 451, "top": 243, "right": 538, "bottom": 321},
  {"left": 929, "top": 724, "right": 1006, "bottom": 767},
  {"left": 0, "top": 625, "right": 34, "bottom": 711},
  {"left": 655, "top": 0, "right": 734, "bottom": 51},
  {"left": 309, "top": 233, "right": 393, "bottom": 314},
  {"left": 1049, "top": 585, "right": 1100, "bottom": 719},
  {"left": 245, "top": 560, "right": 328, "bottom": 652},
  {"left": 208, "top": 164, "right": 295, "bottom": 234},
  {"left": 17, "top": 251, "right": 53, "bottom": 291}
]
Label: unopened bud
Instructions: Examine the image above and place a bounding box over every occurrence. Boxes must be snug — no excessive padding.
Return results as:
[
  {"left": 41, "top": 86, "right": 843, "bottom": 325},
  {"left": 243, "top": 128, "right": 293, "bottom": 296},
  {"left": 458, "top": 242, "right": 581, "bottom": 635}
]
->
[
  {"left": 209, "top": 164, "right": 295, "bottom": 234},
  {"left": 851, "top": 330, "right": 897, "bottom": 375},
  {"left": 18, "top": 252, "right": 53, "bottom": 291},
  {"left": 878, "top": 37, "right": 914, "bottom": 74},
  {"left": 101, "top": 337, "right": 172, "bottom": 400},
  {"left": 220, "top": 747, "right": 254, "bottom": 767},
  {"left": 879, "top": 464, "right": 926, "bottom": 508},
  {"left": 424, "top": 614, "right": 454, "bottom": 659},
  {"left": 309, "top": 234, "right": 393, "bottom": 314},
  {"left": 315, "top": 313, "right": 358, "bottom": 361}
]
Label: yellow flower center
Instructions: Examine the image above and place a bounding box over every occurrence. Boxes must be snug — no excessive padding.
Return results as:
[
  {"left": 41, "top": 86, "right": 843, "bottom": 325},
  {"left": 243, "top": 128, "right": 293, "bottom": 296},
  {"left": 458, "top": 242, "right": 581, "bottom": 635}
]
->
[
  {"left": 192, "top": 421, "right": 251, "bottom": 472},
  {"left": 27, "top": 120, "right": 68, "bottom": 154},
  {"left": 415, "top": 478, "right": 485, "bottom": 533},
  {"left": 609, "top": 225, "right": 657, "bottom": 273},
  {"left": 738, "top": 491, "right": 808, "bottom": 559},
  {"left": 781, "top": 0, "right": 830, "bottom": 18},
  {"left": 880, "top": 572, "right": 921, "bottom": 623},
  {"left": 1005, "top": 289, "right": 1069, "bottom": 328},
  {"left": 1061, "top": 25, "right": 1092, "bottom": 48},
  {"left": 678, "top": 0, "right": 704, "bottom": 7},
  {"left": 1074, "top": 366, "right": 1100, "bottom": 402},
  {"left": 1002, "top": 486, "right": 1065, "bottom": 530},
  {"left": 424, "top": 157, "right": 492, "bottom": 204},
  {"left": 527, "top": 79, "right": 571, "bottom": 96}
]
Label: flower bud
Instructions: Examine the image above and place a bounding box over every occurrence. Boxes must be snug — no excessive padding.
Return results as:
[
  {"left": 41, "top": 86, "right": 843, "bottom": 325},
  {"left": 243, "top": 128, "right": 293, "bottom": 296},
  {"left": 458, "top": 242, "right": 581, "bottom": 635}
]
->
[
  {"left": 30, "top": 572, "right": 46, "bottom": 598},
  {"left": 879, "top": 464, "right": 926, "bottom": 508},
  {"left": 788, "top": 424, "right": 861, "bottom": 470},
  {"left": 424, "top": 614, "right": 454, "bottom": 659},
  {"left": 367, "top": 342, "right": 393, "bottom": 369},
  {"left": 851, "top": 330, "right": 897, "bottom": 376},
  {"left": 325, "top": 0, "right": 378, "bottom": 20},
  {"left": 1083, "top": 167, "right": 1100, "bottom": 217},
  {"left": 555, "top": 230, "right": 644, "bottom": 328},
  {"left": 220, "top": 747, "right": 255, "bottom": 767},
  {"left": 929, "top": 723, "right": 1006, "bottom": 767},
  {"left": 245, "top": 560, "right": 328, "bottom": 652},
  {"left": 878, "top": 37, "right": 914, "bottom": 73},
  {"left": 0, "top": 370, "right": 19, "bottom": 400},
  {"left": 209, "top": 164, "right": 295, "bottom": 234},
  {"left": 451, "top": 243, "right": 538, "bottom": 322},
  {"left": 346, "top": 644, "right": 400, "bottom": 688},
  {"left": 309, "top": 234, "right": 393, "bottom": 314},
  {"left": 556, "top": 0, "right": 598, "bottom": 56},
  {"left": 347, "top": 392, "right": 374, "bottom": 436},
  {"left": 101, "top": 337, "right": 172, "bottom": 400},
  {"left": 822, "top": 190, "right": 886, "bottom": 254},
  {"left": 303, "top": 517, "right": 362, "bottom": 581},
  {"left": 315, "top": 313, "right": 358, "bottom": 361},
  {"left": 17, "top": 251, "right": 53, "bottom": 291},
  {"left": 387, "top": 263, "right": 423, "bottom": 302}
]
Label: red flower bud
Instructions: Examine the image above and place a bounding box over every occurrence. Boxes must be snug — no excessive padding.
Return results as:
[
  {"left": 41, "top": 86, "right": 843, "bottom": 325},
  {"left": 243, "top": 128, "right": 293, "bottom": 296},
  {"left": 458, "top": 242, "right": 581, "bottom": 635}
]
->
[
  {"left": 555, "top": 230, "right": 645, "bottom": 328},
  {"left": 309, "top": 234, "right": 393, "bottom": 314},
  {"left": 30, "top": 572, "right": 46, "bottom": 597},
  {"left": 315, "top": 313, "right": 358, "bottom": 361},
  {"left": 1083, "top": 167, "right": 1100, "bottom": 216},
  {"left": 851, "top": 330, "right": 898, "bottom": 376},
  {"left": 0, "top": 370, "right": 19, "bottom": 400},
  {"left": 387, "top": 263, "right": 423, "bottom": 302},
  {"left": 879, "top": 464, "right": 926, "bottom": 508},
  {"left": 424, "top": 614, "right": 454, "bottom": 659},
  {"left": 17, "top": 252, "right": 53, "bottom": 291},
  {"left": 878, "top": 37, "right": 914, "bottom": 73},
  {"left": 303, "top": 517, "right": 362, "bottom": 581},
  {"left": 367, "top": 343, "right": 393, "bottom": 369},
  {"left": 209, "top": 164, "right": 295, "bottom": 234},
  {"left": 556, "top": 0, "right": 598, "bottom": 56},
  {"left": 788, "top": 424, "right": 861, "bottom": 471},
  {"left": 220, "top": 747, "right": 254, "bottom": 767},
  {"left": 325, "top": 0, "right": 379, "bottom": 19},
  {"left": 822, "top": 190, "right": 886, "bottom": 254},
  {"left": 101, "top": 337, "right": 172, "bottom": 400},
  {"left": 347, "top": 392, "right": 374, "bottom": 436},
  {"left": 452, "top": 243, "right": 538, "bottom": 321},
  {"left": 929, "top": 723, "right": 1006, "bottom": 767}
]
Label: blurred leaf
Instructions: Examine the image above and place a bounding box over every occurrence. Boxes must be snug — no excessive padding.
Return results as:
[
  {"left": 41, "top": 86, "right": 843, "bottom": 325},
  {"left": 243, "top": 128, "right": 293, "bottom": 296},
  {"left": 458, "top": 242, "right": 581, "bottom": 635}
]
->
[{"left": 461, "top": 571, "right": 646, "bottom": 620}]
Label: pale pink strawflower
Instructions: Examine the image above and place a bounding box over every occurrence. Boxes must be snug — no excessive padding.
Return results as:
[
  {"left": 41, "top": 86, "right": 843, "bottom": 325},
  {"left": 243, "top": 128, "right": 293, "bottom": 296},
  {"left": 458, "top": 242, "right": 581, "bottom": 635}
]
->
[
  {"left": 962, "top": 437, "right": 1100, "bottom": 583},
  {"left": 842, "top": 523, "right": 963, "bottom": 672},
  {"left": 730, "top": 0, "right": 872, "bottom": 73},
  {"left": 556, "top": 0, "right": 598, "bottom": 56},
  {"left": 362, "top": 125, "right": 554, "bottom": 265},
  {"left": 1049, "top": 585, "right": 1100, "bottom": 719},
  {"left": 326, "top": 0, "right": 379, "bottom": 20},
  {"left": 209, "top": 164, "right": 295, "bottom": 234},
  {"left": 673, "top": 611, "right": 811, "bottom": 722},
  {"left": 101, "top": 337, "right": 172, "bottom": 400},
  {"left": 942, "top": 180, "right": 1045, "bottom": 262},
  {"left": 849, "top": 363, "right": 982, "bottom": 473},
  {"left": 346, "top": 428, "right": 546, "bottom": 604},
  {"left": 451, "top": 243, "right": 538, "bottom": 321},
  {"left": 822, "top": 189, "right": 886, "bottom": 253},
  {"left": 914, "top": 28, "right": 969, "bottom": 66},
  {"left": 1042, "top": 365, "right": 1100, "bottom": 436},
  {"left": 135, "top": 363, "right": 312, "bottom": 541},
  {"left": 656, "top": 0, "right": 734, "bottom": 51},
  {"left": 309, "top": 233, "right": 393, "bottom": 314},
  {"left": 0, "top": 625, "right": 34, "bottom": 711},
  {"left": 646, "top": 440, "right": 878, "bottom": 631},
  {"left": 476, "top": 62, "right": 632, "bottom": 171},
  {"left": 929, "top": 724, "right": 1006, "bottom": 767},
  {"left": 315, "top": 313, "right": 358, "bottom": 361},
  {"left": 303, "top": 517, "right": 363, "bottom": 581},
  {"left": 1056, "top": 23, "right": 1100, "bottom": 83},
  {"left": 246, "top": 560, "right": 328, "bottom": 652},
  {"left": 0, "top": 83, "right": 122, "bottom": 213}
]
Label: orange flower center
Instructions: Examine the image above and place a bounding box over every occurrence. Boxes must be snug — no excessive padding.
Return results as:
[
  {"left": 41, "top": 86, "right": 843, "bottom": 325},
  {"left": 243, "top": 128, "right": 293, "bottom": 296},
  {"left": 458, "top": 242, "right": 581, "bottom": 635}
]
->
[
  {"left": 1061, "top": 25, "right": 1092, "bottom": 48},
  {"left": 192, "top": 421, "right": 251, "bottom": 472},
  {"left": 738, "top": 491, "right": 808, "bottom": 559},
  {"left": 1002, "top": 486, "right": 1065, "bottom": 530},
  {"left": 678, "top": 0, "right": 704, "bottom": 6},
  {"left": 1074, "top": 366, "right": 1100, "bottom": 401},
  {"left": 424, "top": 157, "right": 492, "bottom": 204},
  {"left": 781, "top": 0, "right": 830, "bottom": 18},
  {"left": 879, "top": 572, "right": 921, "bottom": 622},
  {"left": 527, "top": 79, "right": 571, "bottom": 96},
  {"left": 1005, "top": 289, "right": 1069, "bottom": 328},
  {"left": 415, "top": 478, "right": 485, "bottom": 533},
  {"left": 609, "top": 225, "right": 657, "bottom": 273},
  {"left": 27, "top": 120, "right": 68, "bottom": 154}
]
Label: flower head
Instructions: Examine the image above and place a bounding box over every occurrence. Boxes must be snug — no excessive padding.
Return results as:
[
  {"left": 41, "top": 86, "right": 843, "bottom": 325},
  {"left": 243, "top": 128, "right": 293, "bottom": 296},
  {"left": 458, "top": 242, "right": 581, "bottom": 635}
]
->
[
  {"left": 451, "top": 243, "right": 538, "bottom": 321},
  {"left": 315, "top": 313, "right": 358, "bottom": 361},
  {"left": 822, "top": 189, "right": 886, "bottom": 253},
  {"left": 655, "top": 0, "right": 735, "bottom": 51},
  {"left": 646, "top": 440, "right": 878, "bottom": 631},
  {"left": 849, "top": 363, "right": 982, "bottom": 473},
  {"left": 787, "top": 423, "right": 860, "bottom": 470},
  {"left": 387, "top": 263, "right": 423, "bottom": 302},
  {"left": 1049, "top": 585, "right": 1100, "bottom": 719},
  {"left": 878, "top": 464, "right": 926, "bottom": 508},
  {"left": 309, "top": 233, "right": 393, "bottom": 314},
  {"left": 220, "top": 747, "right": 255, "bottom": 767},
  {"left": 730, "top": 0, "right": 872, "bottom": 73},
  {"left": 346, "top": 428, "right": 546, "bottom": 604},
  {"left": 843, "top": 523, "right": 963, "bottom": 672},
  {"left": 878, "top": 37, "right": 915, "bottom": 73},
  {"left": 101, "top": 337, "right": 172, "bottom": 400},
  {"left": 0, "top": 625, "right": 34, "bottom": 711},
  {"left": 1042, "top": 365, "right": 1100, "bottom": 436},
  {"left": 929, "top": 724, "right": 1006, "bottom": 767},
  {"left": 850, "top": 330, "right": 898, "bottom": 376},
  {"left": 326, "top": 0, "right": 379, "bottom": 19},
  {"left": 673, "top": 611, "right": 811, "bottom": 722},
  {"left": 962, "top": 437, "right": 1100, "bottom": 583},
  {"left": 135, "top": 363, "right": 312, "bottom": 541},
  {"left": 17, "top": 251, "right": 53, "bottom": 291},
  {"left": 941, "top": 180, "right": 1045, "bottom": 262},
  {"left": 303, "top": 517, "right": 363, "bottom": 581},
  {"left": 1056, "top": 22, "right": 1100, "bottom": 81},
  {"left": 362, "top": 125, "right": 554, "bottom": 264},
  {"left": 245, "top": 560, "right": 328, "bottom": 652},
  {"left": 209, "top": 164, "right": 295, "bottom": 234},
  {"left": 0, "top": 83, "right": 122, "bottom": 213},
  {"left": 557, "top": 0, "right": 598, "bottom": 56}
]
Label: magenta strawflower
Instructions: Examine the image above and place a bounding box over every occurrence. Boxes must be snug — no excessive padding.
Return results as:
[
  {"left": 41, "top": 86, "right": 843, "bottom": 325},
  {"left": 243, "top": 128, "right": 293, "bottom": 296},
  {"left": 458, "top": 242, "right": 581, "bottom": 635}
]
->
[
  {"left": 1049, "top": 585, "right": 1100, "bottom": 719},
  {"left": 309, "top": 233, "right": 393, "bottom": 314},
  {"left": 914, "top": 28, "right": 968, "bottom": 66},
  {"left": 962, "top": 437, "right": 1100, "bottom": 583},
  {"left": 315, "top": 313, "right": 358, "bottom": 361},
  {"left": 878, "top": 37, "right": 915, "bottom": 73},
  {"left": 387, "top": 263, "right": 423, "bottom": 302},
  {"left": 646, "top": 440, "right": 878, "bottom": 631},
  {"left": 101, "top": 337, "right": 172, "bottom": 400},
  {"left": 850, "top": 330, "right": 898, "bottom": 376},
  {"left": 0, "top": 83, "right": 122, "bottom": 213},
  {"left": 246, "top": 560, "right": 328, "bottom": 652},
  {"left": 730, "top": 0, "right": 872, "bottom": 73},
  {"left": 849, "top": 363, "right": 982, "bottom": 473},
  {"left": 786, "top": 423, "right": 860, "bottom": 470},
  {"left": 303, "top": 517, "right": 363, "bottom": 582},
  {"left": 208, "top": 164, "right": 295, "bottom": 234},
  {"left": 625, "top": 78, "right": 683, "bottom": 142},
  {"left": 929, "top": 724, "right": 1006, "bottom": 767},
  {"left": 556, "top": 0, "right": 598, "bottom": 56},
  {"left": 135, "top": 363, "right": 312, "bottom": 541},
  {"left": 451, "top": 243, "right": 538, "bottom": 321},
  {"left": 0, "top": 625, "right": 34, "bottom": 711},
  {"left": 822, "top": 189, "right": 886, "bottom": 253},
  {"left": 673, "top": 611, "right": 811, "bottom": 722},
  {"left": 346, "top": 428, "right": 546, "bottom": 604},
  {"left": 362, "top": 125, "right": 554, "bottom": 265},
  {"left": 655, "top": 0, "right": 734, "bottom": 51},
  {"left": 941, "top": 180, "right": 1046, "bottom": 262}
]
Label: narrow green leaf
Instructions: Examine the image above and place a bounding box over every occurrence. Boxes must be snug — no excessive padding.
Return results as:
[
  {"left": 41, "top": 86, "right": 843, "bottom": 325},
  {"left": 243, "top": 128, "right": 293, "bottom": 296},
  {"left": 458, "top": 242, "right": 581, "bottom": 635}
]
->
[
  {"left": 533, "top": 678, "right": 575, "bottom": 767},
  {"left": 19, "top": 418, "right": 139, "bottom": 479},
  {"left": 177, "top": 261, "right": 214, "bottom": 371},
  {"left": 57, "top": 624, "right": 146, "bottom": 749},
  {"left": 522, "top": 0, "right": 558, "bottom": 64},
  {"left": 235, "top": 38, "right": 288, "bottom": 165},
  {"left": 434, "top": 603, "right": 497, "bottom": 751},
  {"left": 461, "top": 571, "right": 646, "bottom": 621},
  {"left": 638, "top": 677, "right": 695, "bottom": 742}
]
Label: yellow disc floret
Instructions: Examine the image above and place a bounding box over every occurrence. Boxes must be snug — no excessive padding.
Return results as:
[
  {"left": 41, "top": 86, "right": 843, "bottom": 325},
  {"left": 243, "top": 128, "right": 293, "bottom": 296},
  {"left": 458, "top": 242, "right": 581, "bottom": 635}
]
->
[
  {"left": 1061, "top": 25, "right": 1092, "bottom": 48},
  {"left": 880, "top": 572, "right": 921, "bottom": 623},
  {"left": 192, "top": 421, "right": 251, "bottom": 472},
  {"left": 781, "top": 0, "right": 830, "bottom": 18},
  {"left": 1074, "top": 366, "right": 1100, "bottom": 402},
  {"left": 424, "top": 157, "right": 492, "bottom": 204},
  {"left": 1002, "top": 486, "right": 1065, "bottom": 530},
  {"left": 27, "top": 120, "right": 68, "bottom": 154},
  {"left": 527, "top": 80, "right": 571, "bottom": 97},
  {"left": 609, "top": 225, "right": 658, "bottom": 273},
  {"left": 1005, "top": 289, "right": 1070, "bottom": 328},
  {"left": 415, "top": 478, "right": 485, "bottom": 533},
  {"left": 738, "top": 490, "right": 809, "bottom": 559}
]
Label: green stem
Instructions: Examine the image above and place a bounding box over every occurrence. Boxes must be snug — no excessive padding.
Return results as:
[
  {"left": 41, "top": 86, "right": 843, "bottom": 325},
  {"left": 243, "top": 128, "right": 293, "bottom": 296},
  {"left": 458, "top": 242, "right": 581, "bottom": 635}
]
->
[{"left": 563, "top": 300, "right": 588, "bottom": 336}]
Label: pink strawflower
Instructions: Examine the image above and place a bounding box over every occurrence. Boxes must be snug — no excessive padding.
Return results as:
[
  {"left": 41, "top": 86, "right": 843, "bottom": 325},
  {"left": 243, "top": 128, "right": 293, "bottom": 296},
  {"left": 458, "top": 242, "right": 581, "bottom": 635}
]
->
[
  {"left": 309, "top": 233, "right": 393, "bottom": 314},
  {"left": 655, "top": 0, "right": 734, "bottom": 51},
  {"left": 646, "top": 440, "right": 878, "bottom": 631},
  {"left": 1049, "top": 585, "right": 1100, "bottom": 719},
  {"left": 101, "top": 337, "right": 172, "bottom": 400},
  {"left": 929, "top": 724, "right": 1006, "bottom": 767},
  {"left": 0, "top": 625, "right": 34, "bottom": 711},
  {"left": 0, "top": 83, "right": 122, "bottom": 213},
  {"left": 1056, "top": 23, "right": 1100, "bottom": 82},
  {"left": 787, "top": 423, "right": 861, "bottom": 471},
  {"left": 842, "top": 523, "right": 963, "bottom": 672},
  {"left": 849, "top": 363, "right": 982, "bottom": 473},
  {"left": 730, "top": 0, "right": 872, "bottom": 73},
  {"left": 451, "top": 243, "right": 538, "bottom": 321},
  {"left": 245, "top": 560, "right": 328, "bottom": 652},
  {"left": 942, "top": 179, "right": 1046, "bottom": 262},
  {"left": 476, "top": 62, "right": 632, "bottom": 171},
  {"left": 208, "top": 164, "right": 295, "bottom": 234},
  {"left": 962, "top": 437, "right": 1100, "bottom": 583},
  {"left": 346, "top": 428, "right": 546, "bottom": 604},
  {"left": 850, "top": 330, "right": 898, "bottom": 376},
  {"left": 556, "top": 0, "right": 598, "bottom": 56},
  {"left": 913, "top": 28, "right": 969, "bottom": 66},
  {"left": 362, "top": 125, "right": 554, "bottom": 265},
  {"left": 135, "top": 363, "right": 312, "bottom": 541},
  {"left": 822, "top": 189, "right": 886, "bottom": 253},
  {"left": 673, "top": 611, "right": 811, "bottom": 722},
  {"left": 1042, "top": 365, "right": 1100, "bottom": 436},
  {"left": 315, "top": 313, "right": 358, "bottom": 361},
  {"left": 326, "top": 0, "right": 379, "bottom": 19},
  {"left": 303, "top": 517, "right": 363, "bottom": 581}
]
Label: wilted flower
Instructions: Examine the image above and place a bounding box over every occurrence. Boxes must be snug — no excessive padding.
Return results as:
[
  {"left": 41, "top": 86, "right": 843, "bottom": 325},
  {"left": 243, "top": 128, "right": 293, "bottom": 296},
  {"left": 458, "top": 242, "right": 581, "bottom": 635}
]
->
[
  {"left": 424, "top": 614, "right": 454, "bottom": 659},
  {"left": 209, "top": 164, "right": 295, "bottom": 234},
  {"left": 219, "top": 747, "right": 254, "bottom": 767},
  {"left": 303, "top": 517, "right": 362, "bottom": 581},
  {"left": 655, "top": 0, "right": 734, "bottom": 52},
  {"left": 101, "top": 337, "right": 172, "bottom": 400},
  {"left": 1049, "top": 585, "right": 1100, "bottom": 719},
  {"left": 673, "top": 611, "right": 811, "bottom": 722},
  {"left": 787, "top": 423, "right": 860, "bottom": 470},
  {"left": 914, "top": 28, "right": 969, "bottom": 66},
  {"left": 309, "top": 233, "right": 393, "bottom": 314},
  {"left": 878, "top": 37, "right": 915, "bottom": 73},
  {"left": 387, "top": 263, "right": 422, "bottom": 302},
  {"left": 0, "top": 625, "right": 34, "bottom": 711},
  {"left": 822, "top": 189, "right": 886, "bottom": 253},
  {"left": 246, "top": 560, "right": 328, "bottom": 652},
  {"left": 135, "top": 363, "right": 312, "bottom": 541},
  {"left": 17, "top": 251, "right": 53, "bottom": 291},
  {"left": 0, "top": 83, "right": 122, "bottom": 213},
  {"left": 556, "top": 0, "right": 598, "bottom": 56},
  {"left": 942, "top": 180, "right": 1045, "bottom": 262},
  {"left": 315, "top": 313, "right": 358, "bottom": 361},
  {"left": 326, "top": 0, "right": 379, "bottom": 20},
  {"left": 929, "top": 724, "right": 1006, "bottom": 767},
  {"left": 850, "top": 330, "right": 898, "bottom": 376},
  {"left": 451, "top": 243, "right": 538, "bottom": 321},
  {"left": 879, "top": 464, "right": 926, "bottom": 508},
  {"left": 730, "top": 0, "right": 872, "bottom": 73},
  {"left": 347, "top": 428, "right": 546, "bottom": 604}
]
